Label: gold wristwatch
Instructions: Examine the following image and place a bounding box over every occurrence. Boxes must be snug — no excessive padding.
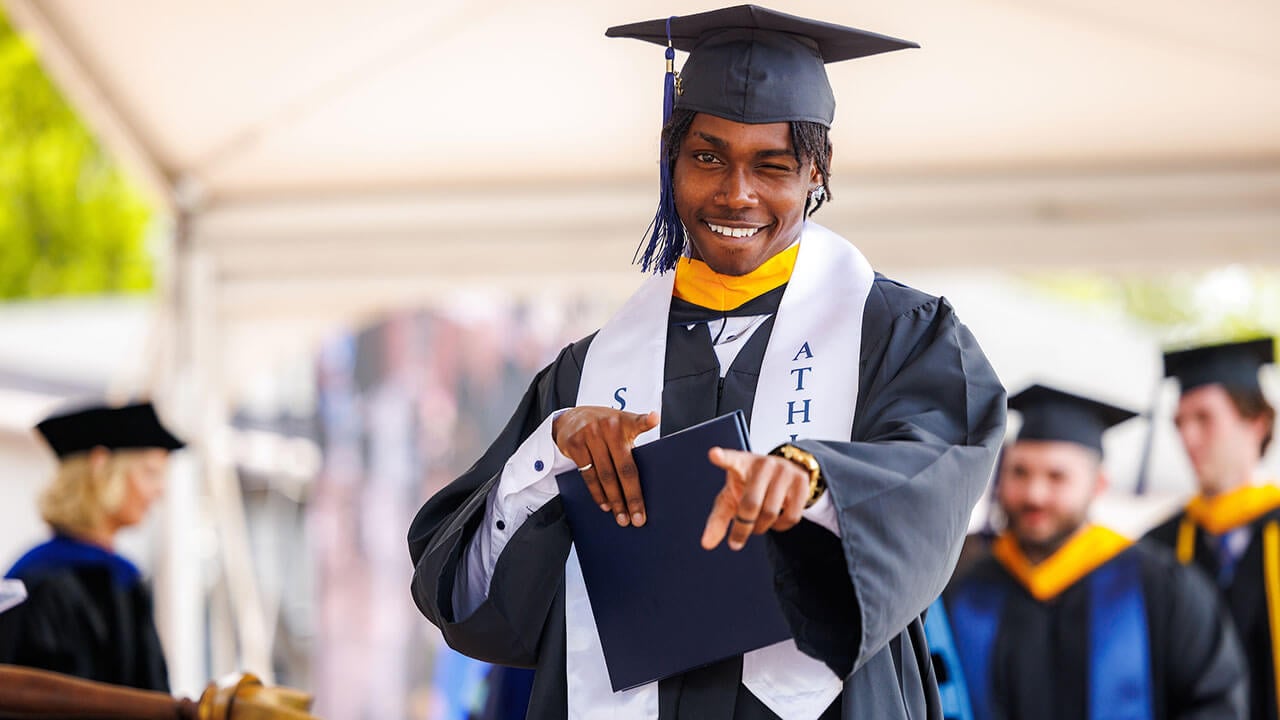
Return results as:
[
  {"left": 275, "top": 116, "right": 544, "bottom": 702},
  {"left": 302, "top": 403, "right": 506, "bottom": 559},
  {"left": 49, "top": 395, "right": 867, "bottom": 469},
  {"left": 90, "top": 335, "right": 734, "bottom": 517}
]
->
[{"left": 771, "top": 444, "right": 825, "bottom": 507}]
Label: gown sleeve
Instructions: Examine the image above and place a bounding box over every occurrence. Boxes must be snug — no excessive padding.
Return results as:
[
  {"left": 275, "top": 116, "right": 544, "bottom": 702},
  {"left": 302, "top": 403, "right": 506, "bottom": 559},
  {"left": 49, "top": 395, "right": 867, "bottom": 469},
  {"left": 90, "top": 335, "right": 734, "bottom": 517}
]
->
[
  {"left": 1152, "top": 549, "right": 1249, "bottom": 719},
  {"left": 0, "top": 568, "right": 166, "bottom": 692},
  {"left": 774, "top": 290, "right": 1007, "bottom": 679},
  {"left": 0, "top": 573, "right": 99, "bottom": 679},
  {"left": 407, "top": 341, "right": 586, "bottom": 667}
]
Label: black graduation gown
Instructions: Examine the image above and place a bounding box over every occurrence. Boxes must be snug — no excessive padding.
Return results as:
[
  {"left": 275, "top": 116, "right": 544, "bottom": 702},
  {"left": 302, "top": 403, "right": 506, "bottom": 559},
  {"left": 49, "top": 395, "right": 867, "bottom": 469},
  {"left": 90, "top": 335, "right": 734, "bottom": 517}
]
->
[
  {"left": 407, "top": 275, "right": 1007, "bottom": 719},
  {"left": 1147, "top": 507, "right": 1280, "bottom": 720},
  {"left": 0, "top": 541, "right": 169, "bottom": 692},
  {"left": 944, "top": 541, "right": 1247, "bottom": 720}
]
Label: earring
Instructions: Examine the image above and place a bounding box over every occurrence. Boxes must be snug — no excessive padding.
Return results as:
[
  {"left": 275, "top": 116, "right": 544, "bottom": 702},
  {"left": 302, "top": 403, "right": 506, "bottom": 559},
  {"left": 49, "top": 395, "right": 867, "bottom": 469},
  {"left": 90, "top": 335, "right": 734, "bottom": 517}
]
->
[{"left": 809, "top": 186, "right": 826, "bottom": 202}]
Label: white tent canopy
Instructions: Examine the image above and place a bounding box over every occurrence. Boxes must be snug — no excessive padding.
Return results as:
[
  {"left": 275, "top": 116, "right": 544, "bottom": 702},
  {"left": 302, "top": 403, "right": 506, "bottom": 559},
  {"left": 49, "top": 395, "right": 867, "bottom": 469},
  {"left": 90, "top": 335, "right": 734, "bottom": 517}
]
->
[
  {"left": 6, "top": 0, "right": 1277, "bottom": 370},
  {"left": 8, "top": 0, "right": 1279, "bottom": 190},
  {"left": 6, "top": 0, "right": 1279, "bottom": 315}
]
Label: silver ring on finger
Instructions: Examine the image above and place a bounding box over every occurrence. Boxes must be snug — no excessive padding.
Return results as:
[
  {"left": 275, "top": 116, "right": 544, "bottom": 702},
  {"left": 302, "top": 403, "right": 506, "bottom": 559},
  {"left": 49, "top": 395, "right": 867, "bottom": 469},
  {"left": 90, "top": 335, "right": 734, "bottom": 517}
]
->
[
  {"left": 578, "top": 463, "right": 594, "bottom": 472},
  {"left": 734, "top": 515, "right": 756, "bottom": 525}
]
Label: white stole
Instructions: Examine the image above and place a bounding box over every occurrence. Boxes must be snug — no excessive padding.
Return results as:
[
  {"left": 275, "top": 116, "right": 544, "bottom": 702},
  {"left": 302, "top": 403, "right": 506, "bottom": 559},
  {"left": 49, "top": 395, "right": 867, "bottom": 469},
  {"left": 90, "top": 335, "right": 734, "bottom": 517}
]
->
[{"left": 566, "top": 223, "right": 876, "bottom": 719}]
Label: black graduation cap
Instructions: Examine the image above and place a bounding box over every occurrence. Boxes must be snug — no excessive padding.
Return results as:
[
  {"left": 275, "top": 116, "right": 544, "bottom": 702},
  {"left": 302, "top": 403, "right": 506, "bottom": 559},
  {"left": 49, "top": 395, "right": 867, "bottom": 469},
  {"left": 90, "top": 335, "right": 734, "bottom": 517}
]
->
[
  {"left": 607, "top": 5, "right": 917, "bottom": 126},
  {"left": 35, "top": 402, "right": 186, "bottom": 459},
  {"left": 607, "top": 5, "right": 917, "bottom": 273},
  {"left": 1009, "top": 384, "right": 1139, "bottom": 455},
  {"left": 1163, "top": 338, "right": 1275, "bottom": 394}
]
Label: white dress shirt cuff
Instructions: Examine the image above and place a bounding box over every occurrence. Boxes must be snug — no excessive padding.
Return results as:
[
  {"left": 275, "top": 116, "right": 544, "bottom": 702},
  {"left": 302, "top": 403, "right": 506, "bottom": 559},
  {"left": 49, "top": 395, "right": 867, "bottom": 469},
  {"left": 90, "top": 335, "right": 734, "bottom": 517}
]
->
[
  {"left": 801, "top": 490, "right": 840, "bottom": 536},
  {"left": 453, "top": 409, "right": 577, "bottom": 619}
]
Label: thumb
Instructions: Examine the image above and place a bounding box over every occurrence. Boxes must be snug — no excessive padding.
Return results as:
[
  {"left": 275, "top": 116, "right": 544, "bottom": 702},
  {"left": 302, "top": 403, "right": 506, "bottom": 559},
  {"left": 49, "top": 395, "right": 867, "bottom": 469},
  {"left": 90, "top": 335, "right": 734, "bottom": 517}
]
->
[{"left": 627, "top": 410, "right": 661, "bottom": 437}]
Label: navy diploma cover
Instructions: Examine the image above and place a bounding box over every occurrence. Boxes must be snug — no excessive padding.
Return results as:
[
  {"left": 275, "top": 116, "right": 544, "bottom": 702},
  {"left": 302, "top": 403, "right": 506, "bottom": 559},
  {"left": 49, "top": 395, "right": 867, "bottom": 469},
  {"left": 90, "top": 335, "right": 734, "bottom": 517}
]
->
[{"left": 556, "top": 411, "right": 793, "bottom": 691}]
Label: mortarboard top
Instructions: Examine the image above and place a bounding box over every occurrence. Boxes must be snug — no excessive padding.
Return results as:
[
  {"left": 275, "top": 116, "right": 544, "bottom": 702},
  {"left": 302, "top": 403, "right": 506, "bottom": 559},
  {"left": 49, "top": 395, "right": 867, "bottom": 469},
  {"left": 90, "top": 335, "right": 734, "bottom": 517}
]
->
[
  {"left": 35, "top": 402, "right": 186, "bottom": 459},
  {"left": 1009, "top": 384, "right": 1138, "bottom": 455},
  {"left": 1163, "top": 338, "right": 1275, "bottom": 394},
  {"left": 607, "top": 5, "right": 917, "bottom": 127}
]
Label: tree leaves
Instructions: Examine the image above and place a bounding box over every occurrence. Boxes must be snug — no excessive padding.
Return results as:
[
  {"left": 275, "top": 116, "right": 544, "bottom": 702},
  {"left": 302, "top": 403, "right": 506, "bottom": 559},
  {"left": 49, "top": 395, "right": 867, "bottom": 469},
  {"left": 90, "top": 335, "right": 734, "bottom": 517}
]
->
[
  {"left": 1027, "top": 268, "right": 1280, "bottom": 346},
  {"left": 0, "top": 10, "right": 154, "bottom": 300}
]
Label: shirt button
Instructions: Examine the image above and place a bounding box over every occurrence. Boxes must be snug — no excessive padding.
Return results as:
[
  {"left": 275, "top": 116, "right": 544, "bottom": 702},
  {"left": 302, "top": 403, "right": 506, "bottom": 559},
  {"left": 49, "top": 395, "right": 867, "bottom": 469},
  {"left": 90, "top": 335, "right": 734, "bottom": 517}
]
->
[
  {"left": 534, "top": 460, "right": 545, "bottom": 472},
  {"left": 496, "top": 520, "right": 506, "bottom": 531}
]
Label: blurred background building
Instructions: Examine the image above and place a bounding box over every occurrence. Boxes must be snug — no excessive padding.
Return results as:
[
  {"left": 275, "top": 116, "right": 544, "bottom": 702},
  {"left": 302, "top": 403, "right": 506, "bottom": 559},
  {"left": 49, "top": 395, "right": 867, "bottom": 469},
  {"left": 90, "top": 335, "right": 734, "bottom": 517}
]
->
[{"left": 0, "top": 1, "right": 1276, "bottom": 718}]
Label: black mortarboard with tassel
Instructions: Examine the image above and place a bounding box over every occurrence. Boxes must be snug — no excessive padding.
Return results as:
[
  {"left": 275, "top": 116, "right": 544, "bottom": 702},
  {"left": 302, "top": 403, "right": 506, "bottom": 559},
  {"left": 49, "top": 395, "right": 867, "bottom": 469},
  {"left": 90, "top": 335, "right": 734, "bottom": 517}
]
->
[{"left": 607, "top": 5, "right": 917, "bottom": 273}]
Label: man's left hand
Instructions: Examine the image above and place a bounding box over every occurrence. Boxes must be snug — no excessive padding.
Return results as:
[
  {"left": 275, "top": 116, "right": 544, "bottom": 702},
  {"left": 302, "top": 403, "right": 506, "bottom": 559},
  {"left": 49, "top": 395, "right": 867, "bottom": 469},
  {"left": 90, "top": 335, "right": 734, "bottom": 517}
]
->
[{"left": 701, "top": 447, "right": 810, "bottom": 551}]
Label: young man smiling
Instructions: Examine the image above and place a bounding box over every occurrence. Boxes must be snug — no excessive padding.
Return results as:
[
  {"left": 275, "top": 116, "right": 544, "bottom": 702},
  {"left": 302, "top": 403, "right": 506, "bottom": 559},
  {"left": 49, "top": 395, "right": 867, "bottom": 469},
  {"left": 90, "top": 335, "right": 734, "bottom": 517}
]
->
[
  {"left": 408, "top": 6, "right": 1006, "bottom": 718},
  {"left": 946, "top": 385, "right": 1246, "bottom": 719},
  {"left": 1146, "top": 338, "right": 1280, "bottom": 720},
  {"left": 670, "top": 114, "right": 818, "bottom": 277}
]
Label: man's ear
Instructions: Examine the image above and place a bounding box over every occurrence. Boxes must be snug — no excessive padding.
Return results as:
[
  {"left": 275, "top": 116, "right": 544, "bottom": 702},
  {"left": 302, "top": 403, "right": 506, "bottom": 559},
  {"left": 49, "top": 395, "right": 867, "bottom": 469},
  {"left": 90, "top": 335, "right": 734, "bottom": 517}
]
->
[
  {"left": 1246, "top": 413, "right": 1271, "bottom": 449},
  {"left": 1095, "top": 468, "right": 1110, "bottom": 498},
  {"left": 813, "top": 143, "right": 833, "bottom": 185}
]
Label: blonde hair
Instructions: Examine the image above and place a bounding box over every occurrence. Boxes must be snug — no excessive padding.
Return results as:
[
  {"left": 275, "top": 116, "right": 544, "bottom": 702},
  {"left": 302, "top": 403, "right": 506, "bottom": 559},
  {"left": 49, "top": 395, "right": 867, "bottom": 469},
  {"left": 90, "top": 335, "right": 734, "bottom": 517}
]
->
[{"left": 38, "top": 450, "right": 144, "bottom": 536}]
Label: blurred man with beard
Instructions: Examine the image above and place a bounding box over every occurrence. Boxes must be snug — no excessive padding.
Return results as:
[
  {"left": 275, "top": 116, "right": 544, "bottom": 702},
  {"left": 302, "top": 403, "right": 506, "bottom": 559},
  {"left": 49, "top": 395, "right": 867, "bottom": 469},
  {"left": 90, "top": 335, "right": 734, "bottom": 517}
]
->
[
  {"left": 1147, "top": 339, "right": 1279, "bottom": 720},
  {"left": 945, "top": 384, "right": 1246, "bottom": 719}
]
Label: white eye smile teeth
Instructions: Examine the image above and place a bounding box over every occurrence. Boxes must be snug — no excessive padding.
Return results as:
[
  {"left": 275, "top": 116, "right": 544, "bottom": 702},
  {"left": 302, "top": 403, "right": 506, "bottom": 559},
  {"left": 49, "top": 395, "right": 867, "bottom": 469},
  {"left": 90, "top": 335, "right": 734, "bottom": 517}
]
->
[{"left": 705, "top": 223, "right": 763, "bottom": 239}]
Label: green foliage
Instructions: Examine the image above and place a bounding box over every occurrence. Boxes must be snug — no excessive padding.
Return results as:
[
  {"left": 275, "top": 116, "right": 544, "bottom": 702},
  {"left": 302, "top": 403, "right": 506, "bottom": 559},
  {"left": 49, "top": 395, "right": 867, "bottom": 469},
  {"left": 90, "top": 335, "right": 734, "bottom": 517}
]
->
[
  {"left": 0, "top": 10, "right": 154, "bottom": 299},
  {"left": 1028, "top": 268, "right": 1280, "bottom": 347}
]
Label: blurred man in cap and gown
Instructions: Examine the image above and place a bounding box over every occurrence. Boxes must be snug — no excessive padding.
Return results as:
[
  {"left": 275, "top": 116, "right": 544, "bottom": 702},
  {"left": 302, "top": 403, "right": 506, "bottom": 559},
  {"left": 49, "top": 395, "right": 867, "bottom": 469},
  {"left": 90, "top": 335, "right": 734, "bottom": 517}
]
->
[
  {"left": 1146, "top": 339, "right": 1280, "bottom": 720},
  {"left": 407, "top": 5, "right": 1006, "bottom": 719},
  {"left": 946, "top": 385, "right": 1247, "bottom": 719},
  {"left": 0, "top": 402, "right": 183, "bottom": 692}
]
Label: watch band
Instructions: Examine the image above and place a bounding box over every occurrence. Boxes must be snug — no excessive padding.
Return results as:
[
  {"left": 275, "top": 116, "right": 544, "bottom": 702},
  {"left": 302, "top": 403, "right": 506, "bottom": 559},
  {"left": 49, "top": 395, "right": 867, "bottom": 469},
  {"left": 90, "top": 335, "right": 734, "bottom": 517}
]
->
[{"left": 770, "top": 444, "right": 825, "bottom": 508}]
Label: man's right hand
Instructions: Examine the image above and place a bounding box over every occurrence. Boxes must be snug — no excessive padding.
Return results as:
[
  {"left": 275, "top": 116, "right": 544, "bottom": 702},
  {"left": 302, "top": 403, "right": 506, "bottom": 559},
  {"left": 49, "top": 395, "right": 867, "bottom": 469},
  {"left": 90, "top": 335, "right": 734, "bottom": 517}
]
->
[{"left": 552, "top": 407, "right": 660, "bottom": 528}]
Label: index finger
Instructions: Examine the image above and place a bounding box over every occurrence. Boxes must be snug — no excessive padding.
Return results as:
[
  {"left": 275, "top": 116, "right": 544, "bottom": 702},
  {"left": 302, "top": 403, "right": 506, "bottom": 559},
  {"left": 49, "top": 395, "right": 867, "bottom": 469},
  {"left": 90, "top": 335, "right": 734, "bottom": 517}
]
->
[{"left": 708, "top": 446, "right": 752, "bottom": 474}]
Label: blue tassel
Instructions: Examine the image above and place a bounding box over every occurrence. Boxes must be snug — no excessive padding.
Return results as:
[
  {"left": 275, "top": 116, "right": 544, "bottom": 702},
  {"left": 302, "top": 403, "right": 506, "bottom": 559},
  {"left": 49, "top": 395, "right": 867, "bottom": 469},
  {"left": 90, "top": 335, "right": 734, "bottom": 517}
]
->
[{"left": 637, "top": 18, "right": 685, "bottom": 274}]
